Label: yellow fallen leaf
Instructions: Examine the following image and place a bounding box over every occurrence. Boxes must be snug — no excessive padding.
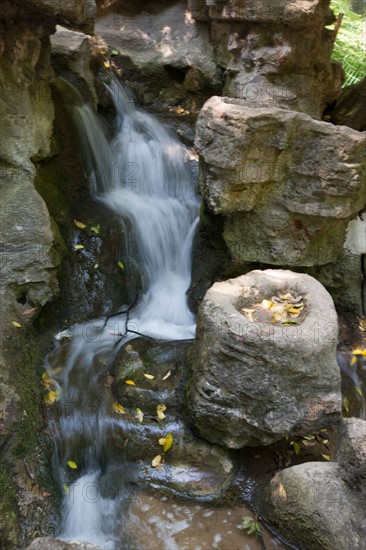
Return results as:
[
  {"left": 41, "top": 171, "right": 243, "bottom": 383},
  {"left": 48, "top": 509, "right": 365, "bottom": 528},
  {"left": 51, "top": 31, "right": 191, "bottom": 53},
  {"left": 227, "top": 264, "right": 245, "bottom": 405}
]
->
[
  {"left": 162, "top": 370, "right": 171, "bottom": 381},
  {"left": 94, "top": 263, "right": 99, "bottom": 269},
  {"left": 44, "top": 390, "right": 58, "bottom": 405},
  {"left": 67, "top": 461, "right": 78, "bottom": 469},
  {"left": 159, "top": 437, "right": 166, "bottom": 446},
  {"left": 355, "top": 386, "right": 364, "bottom": 397},
  {"left": 352, "top": 349, "right": 366, "bottom": 356},
  {"left": 118, "top": 261, "right": 124, "bottom": 270},
  {"left": 157, "top": 403, "right": 166, "bottom": 420},
  {"left": 125, "top": 380, "right": 135, "bottom": 386},
  {"left": 351, "top": 356, "right": 357, "bottom": 366},
  {"left": 11, "top": 321, "right": 22, "bottom": 328},
  {"left": 152, "top": 455, "right": 162, "bottom": 468},
  {"left": 135, "top": 408, "right": 144, "bottom": 422},
  {"left": 288, "top": 307, "right": 303, "bottom": 315},
  {"left": 163, "top": 432, "right": 173, "bottom": 453},
  {"left": 74, "top": 219, "right": 86, "bottom": 229},
  {"left": 103, "top": 61, "right": 111, "bottom": 69},
  {"left": 343, "top": 396, "right": 350, "bottom": 413},
  {"left": 112, "top": 402, "right": 125, "bottom": 415},
  {"left": 261, "top": 299, "right": 274, "bottom": 309},
  {"left": 321, "top": 454, "right": 331, "bottom": 461},
  {"left": 73, "top": 244, "right": 85, "bottom": 250},
  {"left": 143, "top": 373, "right": 155, "bottom": 380},
  {"left": 63, "top": 484, "right": 70, "bottom": 494}
]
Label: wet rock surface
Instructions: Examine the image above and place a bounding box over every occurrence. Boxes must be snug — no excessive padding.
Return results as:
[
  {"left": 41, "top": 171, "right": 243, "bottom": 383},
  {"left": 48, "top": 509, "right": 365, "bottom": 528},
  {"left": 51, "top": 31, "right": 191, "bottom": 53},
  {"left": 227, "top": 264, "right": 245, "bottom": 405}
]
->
[
  {"left": 337, "top": 417, "right": 366, "bottom": 498},
  {"left": 268, "top": 461, "right": 366, "bottom": 550},
  {"left": 189, "top": 270, "right": 342, "bottom": 448},
  {"left": 27, "top": 538, "right": 103, "bottom": 550},
  {"left": 111, "top": 338, "right": 236, "bottom": 498}
]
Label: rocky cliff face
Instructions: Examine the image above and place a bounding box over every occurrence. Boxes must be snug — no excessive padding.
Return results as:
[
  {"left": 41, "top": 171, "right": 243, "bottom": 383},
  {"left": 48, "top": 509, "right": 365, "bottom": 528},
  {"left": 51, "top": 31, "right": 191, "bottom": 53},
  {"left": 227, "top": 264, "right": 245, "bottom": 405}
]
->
[
  {"left": 0, "top": 2, "right": 97, "bottom": 547},
  {"left": 190, "top": 0, "right": 366, "bottom": 314}
]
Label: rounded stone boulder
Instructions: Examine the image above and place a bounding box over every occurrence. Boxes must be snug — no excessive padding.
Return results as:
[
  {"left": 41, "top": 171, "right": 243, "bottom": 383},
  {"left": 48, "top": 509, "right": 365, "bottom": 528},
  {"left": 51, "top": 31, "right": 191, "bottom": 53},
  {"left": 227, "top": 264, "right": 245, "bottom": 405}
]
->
[{"left": 188, "top": 269, "right": 342, "bottom": 448}]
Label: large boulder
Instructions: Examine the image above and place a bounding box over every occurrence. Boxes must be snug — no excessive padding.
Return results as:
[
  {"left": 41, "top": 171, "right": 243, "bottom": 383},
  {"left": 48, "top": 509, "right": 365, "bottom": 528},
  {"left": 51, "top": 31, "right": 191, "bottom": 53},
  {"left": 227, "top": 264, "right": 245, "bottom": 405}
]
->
[
  {"left": 51, "top": 26, "right": 98, "bottom": 107},
  {"left": 195, "top": 96, "right": 366, "bottom": 267},
  {"left": 337, "top": 417, "right": 366, "bottom": 499},
  {"left": 188, "top": 269, "right": 342, "bottom": 448},
  {"left": 95, "top": 0, "right": 222, "bottom": 106},
  {"left": 188, "top": 0, "right": 339, "bottom": 116},
  {"left": 268, "top": 462, "right": 366, "bottom": 549}
]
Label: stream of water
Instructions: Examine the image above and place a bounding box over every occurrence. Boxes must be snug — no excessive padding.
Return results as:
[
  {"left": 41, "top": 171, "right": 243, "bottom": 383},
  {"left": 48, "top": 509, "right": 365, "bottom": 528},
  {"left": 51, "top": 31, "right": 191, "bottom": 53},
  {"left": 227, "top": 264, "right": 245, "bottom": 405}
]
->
[{"left": 47, "top": 77, "right": 200, "bottom": 548}]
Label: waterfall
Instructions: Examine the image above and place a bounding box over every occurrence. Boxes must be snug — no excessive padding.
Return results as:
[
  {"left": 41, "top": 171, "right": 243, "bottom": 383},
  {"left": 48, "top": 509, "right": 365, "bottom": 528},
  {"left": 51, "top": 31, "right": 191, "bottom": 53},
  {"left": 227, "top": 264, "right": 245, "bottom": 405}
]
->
[{"left": 48, "top": 77, "right": 200, "bottom": 548}]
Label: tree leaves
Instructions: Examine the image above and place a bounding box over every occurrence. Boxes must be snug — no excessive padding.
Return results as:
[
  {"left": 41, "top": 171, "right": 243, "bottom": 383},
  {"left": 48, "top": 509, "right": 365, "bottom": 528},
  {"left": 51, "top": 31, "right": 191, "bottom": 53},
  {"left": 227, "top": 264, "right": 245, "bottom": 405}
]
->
[
  {"left": 124, "top": 380, "right": 135, "bottom": 386},
  {"left": 143, "top": 373, "right": 155, "bottom": 380}
]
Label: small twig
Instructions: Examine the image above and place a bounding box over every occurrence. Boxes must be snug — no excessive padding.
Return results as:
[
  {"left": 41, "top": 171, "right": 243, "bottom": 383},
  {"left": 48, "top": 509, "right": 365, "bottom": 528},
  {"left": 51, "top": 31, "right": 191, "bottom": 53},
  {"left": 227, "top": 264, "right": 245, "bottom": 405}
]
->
[
  {"left": 102, "top": 292, "right": 139, "bottom": 330},
  {"left": 334, "top": 13, "right": 344, "bottom": 38}
]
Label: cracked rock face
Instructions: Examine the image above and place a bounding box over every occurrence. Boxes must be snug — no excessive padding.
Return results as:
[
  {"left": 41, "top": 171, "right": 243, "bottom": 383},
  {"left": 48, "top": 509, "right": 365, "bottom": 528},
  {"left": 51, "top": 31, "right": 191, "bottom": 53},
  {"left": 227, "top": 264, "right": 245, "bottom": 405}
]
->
[
  {"left": 195, "top": 96, "right": 366, "bottom": 266},
  {"left": 188, "top": 269, "right": 342, "bottom": 448}
]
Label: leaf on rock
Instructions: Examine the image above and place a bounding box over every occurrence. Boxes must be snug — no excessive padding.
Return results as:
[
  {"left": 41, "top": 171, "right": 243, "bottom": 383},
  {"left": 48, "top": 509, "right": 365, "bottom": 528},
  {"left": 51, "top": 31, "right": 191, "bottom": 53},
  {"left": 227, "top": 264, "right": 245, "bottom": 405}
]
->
[
  {"left": 352, "top": 349, "right": 366, "bottom": 356},
  {"left": 351, "top": 356, "right": 358, "bottom": 366},
  {"left": 135, "top": 408, "right": 144, "bottom": 423},
  {"left": 343, "top": 396, "right": 350, "bottom": 414},
  {"left": 143, "top": 373, "right": 155, "bottom": 380},
  {"left": 162, "top": 370, "right": 171, "bottom": 381},
  {"left": 44, "top": 390, "right": 59, "bottom": 405},
  {"left": 67, "top": 461, "right": 78, "bottom": 469},
  {"left": 157, "top": 403, "right": 166, "bottom": 420},
  {"left": 124, "top": 380, "right": 135, "bottom": 386},
  {"left": 355, "top": 386, "right": 364, "bottom": 397},
  {"left": 63, "top": 484, "right": 70, "bottom": 494},
  {"left": 159, "top": 437, "right": 166, "bottom": 446},
  {"left": 90, "top": 224, "right": 100, "bottom": 235},
  {"left": 118, "top": 261, "right": 125, "bottom": 270},
  {"left": 112, "top": 402, "right": 125, "bottom": 415},
  {"left": 74, "top": 219, "right": 86, "bottom": 229},
  {"left": 321, "top": 454, "right": 331, "bottom": 461},
  {"left": 152, "top": 455, "right": 162, "bottom": 468},
  {"left": 293, "top": 442, "right": 301, "bottom": 455},
  {"left": 94, "top": 263, "right": 99, "bottom": 269},
  {"left": 73, "top": 244, "right": 85, "bottom": 250},
  {"left": 11, "top": 321, "right": 22, "bottom": 328},
  {"left": 163, "top": 432, "right": 173, "bottom": 453}
]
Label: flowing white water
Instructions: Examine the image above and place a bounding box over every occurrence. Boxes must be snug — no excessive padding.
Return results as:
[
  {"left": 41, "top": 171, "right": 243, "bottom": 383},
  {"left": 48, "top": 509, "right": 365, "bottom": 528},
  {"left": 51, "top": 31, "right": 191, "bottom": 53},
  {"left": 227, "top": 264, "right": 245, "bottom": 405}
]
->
[{"left": 48, "top": 78, "right": 199, "bottom": 548}]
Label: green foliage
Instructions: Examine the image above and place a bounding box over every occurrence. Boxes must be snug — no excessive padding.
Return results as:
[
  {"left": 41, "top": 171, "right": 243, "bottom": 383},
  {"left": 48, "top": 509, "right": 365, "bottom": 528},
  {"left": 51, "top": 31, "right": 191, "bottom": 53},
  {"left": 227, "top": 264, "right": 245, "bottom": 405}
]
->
[
  {"left": 330, "top": 0, "right": 366, "bottom": 86},
  {"left": 238, "top": 516, "right": 261, "bottom": 537}
]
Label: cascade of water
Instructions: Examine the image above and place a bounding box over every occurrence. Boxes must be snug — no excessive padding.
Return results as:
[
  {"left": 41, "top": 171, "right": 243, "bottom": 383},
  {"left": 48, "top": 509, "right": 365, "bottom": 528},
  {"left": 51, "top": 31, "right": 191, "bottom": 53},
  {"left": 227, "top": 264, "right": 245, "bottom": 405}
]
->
[{"left": 47, "top": 77, "right": 200, "bottom": 548}]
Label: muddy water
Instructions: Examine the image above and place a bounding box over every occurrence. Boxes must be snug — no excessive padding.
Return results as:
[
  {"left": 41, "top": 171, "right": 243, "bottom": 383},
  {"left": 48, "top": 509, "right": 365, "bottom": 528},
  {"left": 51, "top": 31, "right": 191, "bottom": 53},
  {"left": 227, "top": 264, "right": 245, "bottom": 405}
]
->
[{"left": 124, "top": 493, "right": 284, "bottom": 550}]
